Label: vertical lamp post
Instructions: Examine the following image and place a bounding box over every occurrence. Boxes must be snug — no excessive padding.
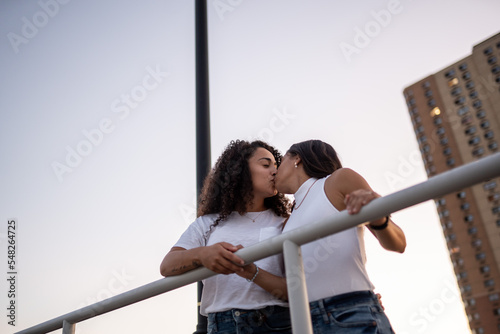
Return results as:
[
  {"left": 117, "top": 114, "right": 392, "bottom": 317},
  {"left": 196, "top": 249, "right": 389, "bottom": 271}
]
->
[{"left": 194, "top": 0, "right": 210, "bottom": 333}]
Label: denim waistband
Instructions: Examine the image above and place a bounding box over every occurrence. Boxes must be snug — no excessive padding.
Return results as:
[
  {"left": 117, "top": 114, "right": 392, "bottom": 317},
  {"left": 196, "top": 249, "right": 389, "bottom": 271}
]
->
[
  {"left": 311, "top": 290, "right": 378, "bottom": 309},
  {"left": 210, "top": 305, "right": 289, "bottom": 320}
]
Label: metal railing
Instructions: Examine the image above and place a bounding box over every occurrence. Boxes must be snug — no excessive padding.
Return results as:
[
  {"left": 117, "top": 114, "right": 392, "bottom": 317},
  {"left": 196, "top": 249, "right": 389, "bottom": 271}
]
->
[{"left": 16, "top": 153, "right": 500, "bottom": 334}]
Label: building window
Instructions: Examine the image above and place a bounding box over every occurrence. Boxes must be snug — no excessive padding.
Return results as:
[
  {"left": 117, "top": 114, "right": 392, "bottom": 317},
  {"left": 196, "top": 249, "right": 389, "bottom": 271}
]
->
[
  {"left": 461, "top": 284, "right": 472, "bottom": 293},
  {"left": 476, "top": 110, "right": 486, "bottom": 119},
  {"left": 492, "top": 65, "right": 500, "bottom": 74},
  {"left": 492, "top": 206, "right": 500, "bottom": 214},
  {"left": 472, "top": 147, "right": 485, "bottom": 157},
  {"left": 457, "top": 271, "right": 467, "bottom": 280},
  {"left": 484, "top": 279, "right": 495, "bottom": 287},
  {"left": 480, "top": 120, "right": 490, "bottom": 129},
  {"left": 488, "top": 56, "right": 497, "bottom": 65},
  {"left": 425, "top": 90, "right": 433, "bottom": 97},
  {"left": 422, "top": 144, "right": 430, "bottom": 153},
  {"left": 490, "top": 293, "right": 499, "bottom": 302},
  {"left": 484, "top": 181, "right": 497, "bottom": 190},
  {"left": 446, "top": 158, "right": 455, "bottom": 166},
  {"left": 462, "top": 72, "right": 471, "bottom": 80},
  {"left": 417, "top": 135, "right": 427, "bottom": 144},
  {"left": 409, "top": 98, "right": 416, "bottom": 106},
  {"left": 484, "top": 130, "right": 494, "bottom": 139},
  {"left": 476, "top": 252, "right": 486, "bottom": 261},
  {"left": 440, "top": 137, "right": 449, "bottom": 145},
  {"left": 465, "top": 126, "right": 477, "bottom": 135},
  {"left": 459, "top": 63, "right": 468, "bottom": 71},
  {"left": 484, "top": 47, "right": 493, "bottom": 55},
  {"left": 468, "top": 136, "right": 480, "bottom": 146},
  {"left": 428, "top": 99, "right": 436, "bottom": 107},
  {"left": 467, "top": 298, "right": 476, "bottom": 306},
  {"left": 488, "top": 193, "right": 499, "bottom": 201},
  {"left": 457, "top": 106, "right": 469, "bottom": 116},
  {"left": 496, "top": 75, "right": 500, "bottom": 83},
  {"left": 489, "top": 142, "right": 498, "bottom": 151},
  {"left": 467, "top": 226, "right": 477, "bottom": 235},
  {"left": 480, "top": 266, "right": 491, "bottom": 274},
  {"left": 434, "top": 117, "right": 443, "bottom": 125},
  {"left": 497, "top": 219, "right": 500, "bottom": 227},
  {"left": 451, "top": 87, "right": 462, "bottom": 96},
  {"left": 448, "top": 78, "right": 459, "bottom": 87},
  {"left": 472, "top": 239, "right": 482, "bottom": 248},
  {"left": 461, "top": 203, "right": 470, "bottom": 210},
  {"left": 466, "top": 81, "right": 475, "bottom": 89},
  {"left": 462, "top": 115, "right": 473, "bottom": 125},
  {"left": 443, "top": 147, "right": 452, "bottom": 156},
  {"left": 455, "top": 96, "right": 466, "bottom": 105},
  {"left": 465, "top": 214, "right": 474, "bottom": 222},
  {"left": 436, "top": 198, "right": 446, "bottom": 206},
  {"left": 457, "top": 191, "right": 466, "bottom": 199},
  {"left": 469, "top": 91, "right": 478, "bottom": 99},
  {"left": 446, "top": 234, "right": 457, "bottom": 242},
  {"left": 410, "top": 107, "right": 418, "bottom": 116},
  {"left": 445, "top": 69, "right": 456, "bottom": 77},
  {"left": 472, "top": 100, "right": 482, "bottom": 109},
  {"left": 416, "top": 125, "right": 424, "bottom": 133},
  {"left": 437, "top": 127, "right": 446, "bottom": 135},
  {"left": 439, "top": 209, "right": 450, "bottom": 218}
]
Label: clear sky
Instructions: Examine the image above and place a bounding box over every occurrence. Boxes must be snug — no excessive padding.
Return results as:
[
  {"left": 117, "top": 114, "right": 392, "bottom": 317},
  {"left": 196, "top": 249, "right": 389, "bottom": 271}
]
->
[{"left": 1, "top": 0, "right": 499, "bottom": 333}]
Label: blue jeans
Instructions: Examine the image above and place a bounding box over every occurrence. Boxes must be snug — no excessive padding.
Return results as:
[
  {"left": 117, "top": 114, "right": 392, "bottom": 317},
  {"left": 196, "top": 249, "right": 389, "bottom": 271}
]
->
[
  {"left": 207, "top": 305, "right": 292, "bottom": 334},
  {"left": 309, "top": 291, "right": 395, "bottom": 334}
]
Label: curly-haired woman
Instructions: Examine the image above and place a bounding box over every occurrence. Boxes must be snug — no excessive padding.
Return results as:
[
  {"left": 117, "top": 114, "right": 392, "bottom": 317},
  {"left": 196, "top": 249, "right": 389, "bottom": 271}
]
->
[{"left": 160, "top": 140, "right": 292, "bottom": 333}]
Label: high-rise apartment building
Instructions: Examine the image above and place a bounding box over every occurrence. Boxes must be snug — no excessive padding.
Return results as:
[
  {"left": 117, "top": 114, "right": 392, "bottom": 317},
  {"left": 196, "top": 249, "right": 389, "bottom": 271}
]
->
[{"left": 403, "top": 32, "right": 500, "bottom": 334}]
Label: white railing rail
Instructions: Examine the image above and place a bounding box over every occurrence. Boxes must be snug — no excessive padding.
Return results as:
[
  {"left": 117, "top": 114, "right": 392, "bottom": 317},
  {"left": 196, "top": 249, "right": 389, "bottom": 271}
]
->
[{"left": 16, "top": 153, "right": 500, "bottom": 334}]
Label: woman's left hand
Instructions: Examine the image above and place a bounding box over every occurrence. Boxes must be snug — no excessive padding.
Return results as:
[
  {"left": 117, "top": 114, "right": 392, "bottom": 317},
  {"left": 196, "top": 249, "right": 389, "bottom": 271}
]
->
[{"left": 344, "top": 189, "right": 380, "bottom": 214}]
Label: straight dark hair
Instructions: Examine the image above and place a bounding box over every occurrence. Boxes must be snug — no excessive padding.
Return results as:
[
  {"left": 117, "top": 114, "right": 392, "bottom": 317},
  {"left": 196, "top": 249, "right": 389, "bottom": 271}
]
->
[{"left": 287, "top": 140, "right": 342, "bottom": 178}]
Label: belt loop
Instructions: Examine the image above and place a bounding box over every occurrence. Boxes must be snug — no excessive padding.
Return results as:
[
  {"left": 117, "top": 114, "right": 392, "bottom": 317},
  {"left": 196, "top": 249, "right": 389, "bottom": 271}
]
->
[{"left": 318, "top": 299, "right": 330, "bottom": 324}]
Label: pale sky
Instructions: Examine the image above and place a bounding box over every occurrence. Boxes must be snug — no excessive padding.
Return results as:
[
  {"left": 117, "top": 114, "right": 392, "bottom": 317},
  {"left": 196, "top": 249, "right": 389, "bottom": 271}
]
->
[{"left": 1, "top": 1, "right": 499, "bottom": 333}]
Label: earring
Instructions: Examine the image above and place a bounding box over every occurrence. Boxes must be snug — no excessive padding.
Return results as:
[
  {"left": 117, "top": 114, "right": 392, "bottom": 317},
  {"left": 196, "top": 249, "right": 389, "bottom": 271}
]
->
[{"left": 294, "top": 163, "right": 298, "bottom": 168}]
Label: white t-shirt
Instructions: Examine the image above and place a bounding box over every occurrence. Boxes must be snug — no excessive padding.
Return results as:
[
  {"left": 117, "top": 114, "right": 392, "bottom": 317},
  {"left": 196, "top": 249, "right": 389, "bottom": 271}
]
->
[
  {"left": 282, "top": 177, "right": 374, "bottom": 302},
  {"left": 174, "top": 209, "right": 288, "bottom": 315}
]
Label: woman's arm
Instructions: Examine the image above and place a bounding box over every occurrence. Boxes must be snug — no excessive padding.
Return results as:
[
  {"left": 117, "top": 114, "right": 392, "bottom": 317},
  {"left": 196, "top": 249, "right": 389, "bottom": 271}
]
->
[
  {"left": 236, "top": 263, "right": 288, "bottom": 301},
  {"left": 159, "top": 242, "right": 246, "bottom": 277},
  {"left": 325, "top": 168, "right": 406, "bottom": 253}
]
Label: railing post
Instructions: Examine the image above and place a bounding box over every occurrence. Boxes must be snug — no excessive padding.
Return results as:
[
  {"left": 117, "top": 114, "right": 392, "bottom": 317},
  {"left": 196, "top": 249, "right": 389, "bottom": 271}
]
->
[
  {"left": 62, "top": 320, "right": 75, "bottom": 334},
  {"left": 283, "top": 240, "right": 313, "bottom": 334}
]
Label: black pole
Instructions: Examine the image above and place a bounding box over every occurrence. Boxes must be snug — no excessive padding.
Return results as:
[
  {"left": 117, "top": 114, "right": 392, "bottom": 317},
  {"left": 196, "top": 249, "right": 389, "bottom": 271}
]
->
[{"left": 194, "top": 0, "right": 210, "bottom": 333}]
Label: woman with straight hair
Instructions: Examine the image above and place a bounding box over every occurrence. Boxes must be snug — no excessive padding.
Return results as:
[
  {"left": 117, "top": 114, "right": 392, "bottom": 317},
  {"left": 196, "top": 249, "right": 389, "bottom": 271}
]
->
[{"left": 275, "top": 139, "right": 406, "bottom": 334}]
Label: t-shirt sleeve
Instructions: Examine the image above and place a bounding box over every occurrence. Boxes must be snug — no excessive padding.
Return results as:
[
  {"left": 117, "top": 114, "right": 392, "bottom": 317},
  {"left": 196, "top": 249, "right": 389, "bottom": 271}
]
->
[{"left": 173, "top": 216, "right": 212, "bottom": 250}]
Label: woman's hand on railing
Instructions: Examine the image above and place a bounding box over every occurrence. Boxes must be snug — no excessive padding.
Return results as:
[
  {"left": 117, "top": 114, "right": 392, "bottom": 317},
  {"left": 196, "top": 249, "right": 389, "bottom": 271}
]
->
[{"left": 198, "top": 242, "right": 245, "bottom": 275}]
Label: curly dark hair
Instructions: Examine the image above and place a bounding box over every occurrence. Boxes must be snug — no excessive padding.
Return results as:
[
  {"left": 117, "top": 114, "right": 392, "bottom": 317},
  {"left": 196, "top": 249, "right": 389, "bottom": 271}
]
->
[{"left": 198, "top": 140, "right": 291, "bottom": 232}]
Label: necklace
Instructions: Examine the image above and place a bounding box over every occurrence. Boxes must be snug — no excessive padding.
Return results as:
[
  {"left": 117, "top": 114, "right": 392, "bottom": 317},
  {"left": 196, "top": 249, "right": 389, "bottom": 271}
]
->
[
  {"left": 294, "top": 179, "right": 319, "bottom": 210},
  {"left": 242, "top": 210, "right": 266, "bottom": 222}
]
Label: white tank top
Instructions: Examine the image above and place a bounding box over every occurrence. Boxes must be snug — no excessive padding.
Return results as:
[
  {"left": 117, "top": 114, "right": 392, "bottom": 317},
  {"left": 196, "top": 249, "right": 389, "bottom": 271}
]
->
[{"left": 282, "top": 177, "right": 374, "bottom": 302}]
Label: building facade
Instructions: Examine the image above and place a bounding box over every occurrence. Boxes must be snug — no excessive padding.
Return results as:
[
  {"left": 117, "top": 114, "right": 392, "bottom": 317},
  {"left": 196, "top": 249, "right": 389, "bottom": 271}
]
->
[{"left": 403, "top": 32, "right": 500, "bottom": 333}]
